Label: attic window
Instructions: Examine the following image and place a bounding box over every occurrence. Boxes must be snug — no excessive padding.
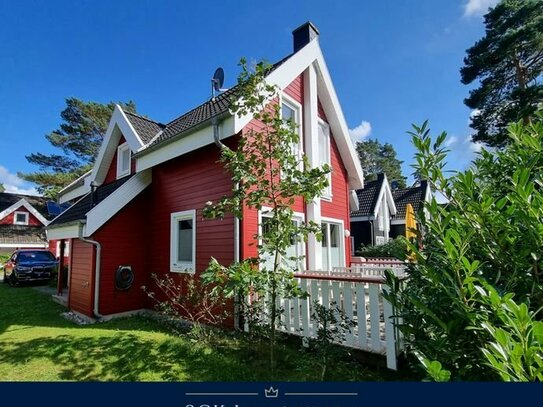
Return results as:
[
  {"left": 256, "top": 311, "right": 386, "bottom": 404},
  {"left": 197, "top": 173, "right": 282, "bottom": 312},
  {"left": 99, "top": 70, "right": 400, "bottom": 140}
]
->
[
  {"left": 116, "top": 143, "right": 131, "bottom": 179},
  {"left": 281, "top": 96, "right": 303, "bottom": 166},
  {"left": 14, "top": 211, "right": 29, "bottom": 226}
]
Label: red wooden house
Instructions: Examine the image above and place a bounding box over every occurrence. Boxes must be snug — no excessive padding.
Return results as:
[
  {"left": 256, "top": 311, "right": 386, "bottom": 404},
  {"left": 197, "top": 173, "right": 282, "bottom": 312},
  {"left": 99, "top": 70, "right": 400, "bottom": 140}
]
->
[{"left": 46, "top": 22, "right": 364, "bottom": 322}]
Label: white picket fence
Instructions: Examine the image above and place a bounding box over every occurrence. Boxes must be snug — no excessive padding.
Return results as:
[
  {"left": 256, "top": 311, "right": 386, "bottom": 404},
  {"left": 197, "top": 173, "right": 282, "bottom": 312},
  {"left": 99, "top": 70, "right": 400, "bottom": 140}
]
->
[{"left": 277, "top": 272, "right": 406, "bottom": 370}]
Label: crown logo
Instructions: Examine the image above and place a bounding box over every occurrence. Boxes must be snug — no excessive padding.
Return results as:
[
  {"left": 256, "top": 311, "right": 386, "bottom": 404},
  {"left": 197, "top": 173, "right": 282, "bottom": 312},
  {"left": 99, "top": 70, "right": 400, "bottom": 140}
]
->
[{"left": 264, "top": 386, "right": 279, "bottom": 398}]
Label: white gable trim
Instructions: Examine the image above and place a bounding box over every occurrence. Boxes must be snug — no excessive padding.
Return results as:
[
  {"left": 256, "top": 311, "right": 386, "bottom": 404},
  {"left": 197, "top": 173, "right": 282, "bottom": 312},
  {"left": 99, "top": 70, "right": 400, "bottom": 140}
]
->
[
  {"left": 233, "top": 40, "right": 363, "bottom": 190},
  {"left": 90, "top": 105, "right": 144, "bottom": 186},
  {"left": 0, "top": 198, "right": 49, "bottom": 226},
  {"left": 85, "top": 169, "right": 152, "bottom": 236},
  {"left": 58, "top": 171, "right": 93, "bottom": 204},
  {"left": 372, "top": 177, "right": 397, "bottom": 218}
]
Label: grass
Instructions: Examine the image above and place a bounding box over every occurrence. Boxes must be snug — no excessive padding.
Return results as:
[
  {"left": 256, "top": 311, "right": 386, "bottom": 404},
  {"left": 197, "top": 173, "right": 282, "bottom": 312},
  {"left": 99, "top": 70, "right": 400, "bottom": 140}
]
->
[{"left": 0, "top": 283, "right": 412, "bottom": 381}]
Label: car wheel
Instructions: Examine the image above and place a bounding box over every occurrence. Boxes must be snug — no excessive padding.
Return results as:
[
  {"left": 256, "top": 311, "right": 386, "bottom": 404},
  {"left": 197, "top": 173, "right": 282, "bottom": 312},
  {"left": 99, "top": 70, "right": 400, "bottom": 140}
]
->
[{"left": 8, "top": 274, "right": 18, "bottom": 287}]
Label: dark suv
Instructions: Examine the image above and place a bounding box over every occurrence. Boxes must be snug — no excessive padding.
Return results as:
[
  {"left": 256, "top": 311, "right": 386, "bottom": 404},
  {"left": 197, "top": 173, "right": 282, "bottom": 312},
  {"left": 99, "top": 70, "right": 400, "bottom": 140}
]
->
[{"left": 3, "top": 249, "right": 58, "bottom": 286}]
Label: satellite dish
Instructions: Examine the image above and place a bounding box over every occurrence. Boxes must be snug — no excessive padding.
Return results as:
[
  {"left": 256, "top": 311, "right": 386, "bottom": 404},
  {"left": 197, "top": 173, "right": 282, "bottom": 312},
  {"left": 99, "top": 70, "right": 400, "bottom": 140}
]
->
[{"left": 212, "top": 67, "right": 224, "bottom": 92}]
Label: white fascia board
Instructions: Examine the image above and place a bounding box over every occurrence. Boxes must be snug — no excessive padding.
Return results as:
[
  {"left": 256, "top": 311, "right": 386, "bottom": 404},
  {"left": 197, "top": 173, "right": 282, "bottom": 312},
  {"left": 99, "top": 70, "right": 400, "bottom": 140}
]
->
[
  {"left": 90, "top": 105, "right": 144, "bottom": 185},
  {"left": 350, "top": 216, "right": 373, "bottom": 222},
  {"left": 58, "top": 170, "right": 92, "bottom": 195},
  {"left": 59, "top": 183, "right": 90, "bottom": 204},
  {"left": 391, "top": 219, "right": 406, "bottom": 226},
  {"left": 85, "top": 169, "right": 152, "bottom": 236},
  {"left": 233, "top": 41, "right": 320, "bottom": 134},
  {"left": 136, "top": 116, "right": 235, "bottom": 172},
  {"left": 46, "top": 223, "right": 82, "bottom": 240},
  {"left": 313, "top": 47, "right": 364, "bottom": 190},
  {"left": 0, "top": 199, "right": 49, "bottom": 226},
  {"left": 384, "top": 180, "right": 397, "bottom": 216}
]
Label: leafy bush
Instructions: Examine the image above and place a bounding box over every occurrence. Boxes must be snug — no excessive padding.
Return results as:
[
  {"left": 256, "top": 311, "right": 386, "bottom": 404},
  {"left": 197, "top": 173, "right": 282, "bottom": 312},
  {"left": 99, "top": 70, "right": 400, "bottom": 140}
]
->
[
  {"left": 385, "top": 113, "right": 543, "bottom": 381},
  {"left": 356, "top": 236, "right": 408, "bottom": 260},
  {"left": 143, "top": 273, "right": 230, "bottom": 344}
]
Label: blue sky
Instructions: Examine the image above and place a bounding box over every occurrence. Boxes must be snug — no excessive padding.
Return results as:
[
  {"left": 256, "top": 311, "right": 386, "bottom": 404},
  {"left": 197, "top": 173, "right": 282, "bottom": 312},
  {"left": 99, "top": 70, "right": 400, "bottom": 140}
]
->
[{"left": 0, "top": 0, "right": 499, "bottom": 194}]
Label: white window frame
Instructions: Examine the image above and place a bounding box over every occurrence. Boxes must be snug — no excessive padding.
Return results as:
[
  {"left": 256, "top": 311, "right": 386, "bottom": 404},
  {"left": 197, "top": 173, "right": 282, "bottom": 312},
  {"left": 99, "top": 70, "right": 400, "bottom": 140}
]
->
[
  {"left": 170, "top": 209, "right": 196, "bottom": 274},
  {"left": 258, "top": 206, "right": 306, "bottom": 272},
  {"left": 318, "top": 119, "right": 332, "bottom": 200},
  {"left": 116, "top": 142, "right": 131, "bottom": 179},
  {"left": 280, "top": 94, "right": 303, "bottom": 169},
  {"left": 375, "top": 236, "right": 385, "bottom": 246},
  {"left": 321, "top": 216, "right": 345, "bottom": 270},
  {"left": 13, "top": 211, "right": 29, "bottom": 225}
]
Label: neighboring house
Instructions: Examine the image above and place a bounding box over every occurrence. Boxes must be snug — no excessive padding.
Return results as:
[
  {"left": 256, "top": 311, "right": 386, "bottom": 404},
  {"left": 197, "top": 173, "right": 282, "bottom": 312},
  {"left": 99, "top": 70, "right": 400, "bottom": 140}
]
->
[
  {"left": 350, "top": 173, "right": 396, "bottom": 253},
  {"left": 390, "top": 180, "right": 431, "bottom": 239},
  {"left": 0, "top": 192, "right": 51, "bottom": 254},
  {"left": 46, "top": 22, "right": 364, "bottom": 322}
]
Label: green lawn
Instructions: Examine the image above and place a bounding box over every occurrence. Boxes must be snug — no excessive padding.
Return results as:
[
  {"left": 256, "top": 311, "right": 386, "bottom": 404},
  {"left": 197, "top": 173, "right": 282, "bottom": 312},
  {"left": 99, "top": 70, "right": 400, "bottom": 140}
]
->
[{"left": 0, "top": 283, "right": 410, "bottom": 381}]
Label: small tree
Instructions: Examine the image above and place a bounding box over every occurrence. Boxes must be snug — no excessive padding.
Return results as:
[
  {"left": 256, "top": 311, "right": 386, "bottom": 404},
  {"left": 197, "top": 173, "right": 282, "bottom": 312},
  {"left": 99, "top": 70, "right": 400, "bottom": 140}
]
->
[
  {"left": 308, "top": 301, "right": 356, "bottom": 381},
  {"left": 202, "top": 59, "right": 330, "bottom": 372}
]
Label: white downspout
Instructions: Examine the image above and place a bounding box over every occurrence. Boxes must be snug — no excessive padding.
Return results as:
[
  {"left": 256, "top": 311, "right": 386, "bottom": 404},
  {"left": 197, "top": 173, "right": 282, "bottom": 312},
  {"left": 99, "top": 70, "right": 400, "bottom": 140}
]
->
[{"left": 78, "top": 223, "right": 102, "bottom": 318}]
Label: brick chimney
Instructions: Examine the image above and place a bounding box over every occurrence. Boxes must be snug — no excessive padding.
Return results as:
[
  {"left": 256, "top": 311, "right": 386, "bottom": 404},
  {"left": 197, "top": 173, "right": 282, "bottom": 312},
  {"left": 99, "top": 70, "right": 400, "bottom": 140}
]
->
[{"left": 292, "top": 21, "right": 319, "bottom": 53}]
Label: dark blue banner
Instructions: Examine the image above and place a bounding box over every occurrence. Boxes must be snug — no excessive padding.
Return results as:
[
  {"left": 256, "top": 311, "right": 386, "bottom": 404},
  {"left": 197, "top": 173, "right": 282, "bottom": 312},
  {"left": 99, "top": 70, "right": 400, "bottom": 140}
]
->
[{"left": 0, "top": 382, "right": 536, "bottom": 407}]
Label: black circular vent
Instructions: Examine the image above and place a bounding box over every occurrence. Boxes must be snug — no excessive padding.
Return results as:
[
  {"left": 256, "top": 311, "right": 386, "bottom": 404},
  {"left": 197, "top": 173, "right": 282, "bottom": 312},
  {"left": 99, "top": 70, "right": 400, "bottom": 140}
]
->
[{"left": 115, "top": 266, "right": 134, "bottom": 290}]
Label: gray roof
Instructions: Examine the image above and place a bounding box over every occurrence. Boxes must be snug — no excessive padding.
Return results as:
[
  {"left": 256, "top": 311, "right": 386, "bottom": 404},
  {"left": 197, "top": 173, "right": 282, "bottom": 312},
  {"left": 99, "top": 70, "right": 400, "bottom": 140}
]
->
[
  {"left": 351, "top": 174, "right": 386, "bottom": 217},
  {"left": 392, "top": 181, "right": 429, "bottom": 219},
  {"left": 0, "top": 225, "right": 46, "bottom": 245},
  {"left": 124, "top": 111, "right": 165, "bottom": 144},
  {"left": 0, "top": 192, "right": 50, "bottom": 220},
  {"left": 48, "top": 176, "right": 133, "bottom": 227},
  {"left": 130, "top": 54, "right": 294, "bottom": 154}
]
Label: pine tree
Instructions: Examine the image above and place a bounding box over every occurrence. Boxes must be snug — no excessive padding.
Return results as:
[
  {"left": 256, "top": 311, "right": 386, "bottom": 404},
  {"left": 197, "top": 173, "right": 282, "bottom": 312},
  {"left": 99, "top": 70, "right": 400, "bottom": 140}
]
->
[
  {"left": 20, "top": 98, "right": 136, "bottom": 198},
  {"left": 461, "top": 0, "right": 543, "bottom": 147},
  {"left": 356, "top": 139, "right": 406, "bottom": 187}
]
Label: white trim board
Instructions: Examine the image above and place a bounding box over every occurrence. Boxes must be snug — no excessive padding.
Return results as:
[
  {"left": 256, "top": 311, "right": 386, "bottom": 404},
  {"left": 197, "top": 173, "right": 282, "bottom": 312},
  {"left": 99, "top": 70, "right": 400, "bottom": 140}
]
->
[
  {"left": 85, "top": 169, "right": 152, "bottom": 236},
  {"left": 0, "top": 198, "right": 49, "bottom": 226},
  {"left": 90, "top": 105, "right": 145, "bottom": 186},
  {"left": 46, "top": 223, "right": 82, "bottom": 240}
]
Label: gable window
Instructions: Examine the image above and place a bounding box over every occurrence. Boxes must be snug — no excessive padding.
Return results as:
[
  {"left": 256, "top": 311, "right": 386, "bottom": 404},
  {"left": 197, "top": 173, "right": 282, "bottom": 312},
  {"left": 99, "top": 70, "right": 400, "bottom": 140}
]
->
[
  {"left": 321, "top": 220, "right": 344, "bottom": 270},
  {"left": 170, "top": 210, "right": 196, "bottom": 273},
  {"left": 13, "top": 211, "right": 29, "bottom": 226},
  {"left": 318, "top": 120, "right": 332, "bottom": 198},
  {"left": 281, "top": 96, "right": 303, "bottom": 167},
  {"left": 116, "top": 143, "right": 131, "bottom": 179}
]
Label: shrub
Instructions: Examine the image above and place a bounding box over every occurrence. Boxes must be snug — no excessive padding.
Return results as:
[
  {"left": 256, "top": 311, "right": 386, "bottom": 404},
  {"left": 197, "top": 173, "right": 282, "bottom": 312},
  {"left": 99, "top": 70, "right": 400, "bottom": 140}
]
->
[
  {"left": 356, "top": 236, "right": 408, "bottom": 260},
  {"left": 385, "top": 113, "right": 543, "bottom": 381}
]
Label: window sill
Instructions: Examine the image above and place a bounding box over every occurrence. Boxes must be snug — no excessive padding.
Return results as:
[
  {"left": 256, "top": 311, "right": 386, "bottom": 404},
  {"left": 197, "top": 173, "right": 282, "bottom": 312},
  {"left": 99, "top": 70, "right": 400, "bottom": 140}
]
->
[{"left": 170, "top": 266, "right": 195, "bottom": 274}]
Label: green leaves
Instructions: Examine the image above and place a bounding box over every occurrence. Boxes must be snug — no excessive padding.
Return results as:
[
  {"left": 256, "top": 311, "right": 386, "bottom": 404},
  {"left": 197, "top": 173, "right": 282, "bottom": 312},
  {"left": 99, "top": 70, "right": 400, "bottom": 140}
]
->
[{"left": 388, "top": 112, "right": 543, "bottom": 381}]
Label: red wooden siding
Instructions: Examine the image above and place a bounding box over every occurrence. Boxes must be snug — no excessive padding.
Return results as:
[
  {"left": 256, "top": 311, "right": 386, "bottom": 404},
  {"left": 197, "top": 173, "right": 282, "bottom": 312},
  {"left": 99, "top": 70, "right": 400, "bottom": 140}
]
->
[
  {"left": 284, "top": 74, "right": 303, "bottom": 104},
  {"left": 69, "top": 239, "right": 95, "bottom": 316},
  {"left": 321, "top": 133, "right": 352, "bottom": 266},
  {"left": 150, "top": 142, "right": 235, "bottom": 281},
  {"left": 93, "top": 188, "right": 150, "bottom": 315},
  {"left": 0, "top": 207, "right": 43, "bottom": 226}
]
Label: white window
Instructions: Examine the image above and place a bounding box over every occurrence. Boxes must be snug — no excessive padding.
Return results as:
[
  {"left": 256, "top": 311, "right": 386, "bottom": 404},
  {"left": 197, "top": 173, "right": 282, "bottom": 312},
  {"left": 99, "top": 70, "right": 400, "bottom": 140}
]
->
[
  {"left": 318, "top": 120, "right": 332, "bottom": 198},
  {"left": 281, "top": 96, "right": 303, "bottom": 167},
  {"left": 13, "top": 211, "right": 29, "bottom": 225},
  {"left": 375, "top": 236, "right": 385, "bottom": 246},
  {"left": 116, "top": 143, "right": 131, "bottom": 179},
  {"left": 170, "top": 210, "right": 196, "bottom": 273},
  {"left": 321, "top": 220, "right": 344, "bottom": 270},
  {"left": 260, "top": 211, "right": 305, "bottom": 272}
]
